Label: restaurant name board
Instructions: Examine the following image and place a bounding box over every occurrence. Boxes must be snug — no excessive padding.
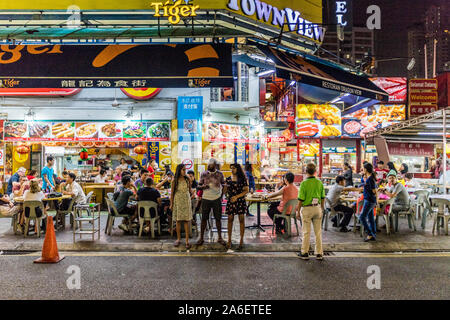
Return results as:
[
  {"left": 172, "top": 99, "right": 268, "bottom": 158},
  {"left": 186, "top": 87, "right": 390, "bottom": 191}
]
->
[
  {"left": 150, "top": 0, "right": 200, "bottom": 24},
  {"left": 0, "top": 44, "right": 233, "bottom": 89},
  {"left": 409, "top": 79, "right": 438, "bottom": 117},
  {"left": 3, "top": 121, "right": 170, "bottom": 142},
  {"left": 388, "top": 142, "right": 434, "bottom": 157},
  {"left": 227, "top": 0, "right": 324, "bottom": 42}
]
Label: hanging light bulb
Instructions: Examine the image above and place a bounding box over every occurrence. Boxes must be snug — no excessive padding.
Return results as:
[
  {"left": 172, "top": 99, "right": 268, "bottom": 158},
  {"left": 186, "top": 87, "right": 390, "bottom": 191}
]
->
[
  {"left": 125, "top": 108, "right": 134, "bottom": 126},
  {"left": 24, "top": 108, "right": 35, "bottom": 124}
]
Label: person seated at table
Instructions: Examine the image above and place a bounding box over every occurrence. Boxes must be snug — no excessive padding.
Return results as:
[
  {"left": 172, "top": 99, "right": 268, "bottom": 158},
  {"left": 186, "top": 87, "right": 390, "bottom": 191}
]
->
[
  {"left": 266, "top": 172, "right": 298, "bottom": 234},
  {"left": 6, "top": 167, "right": 26, "bottom": 195},
  {"left": 117, "top": 158, "right": 129, "bottom": 171},
  {"left": 27, "top": 169, "right": 38, "bottom": 181},
  {"left": 156, "top": 171, "right": 173, "bottom": 190},
  {"left": 130, "top": 165, "right": 140, "bottom": 179},
  {"left": 22, "top": 179, "right": 48, "bottom": 233},
  {"left": 114, "top": 175, "right": 138, "bottom": 233},
  {"left": 375, "top": 161, "right": 388, "bottom": 183},
  {"left": 326, "top": 176, "right": 361, "bottom": 232},
  {"left": 53, "top": 179, "right": 63, "bottom": 193},
  {"left": 115, "top": 170, "right": 134, "bottom": 193},
  {"left": 134, "top": 169, "right": 149, "bottom": 190},
  {"left": 114, "top": 167, "right": 123, "bottom": 182},
  {"left": 12, "top": 177, "right": 30, "bottom": 199},
  {"left": 404, "top": 173, "right": 421, "bottom": 189},
  {"left": 260, "top": 164, "right": 272, "bottom": 181},
  {"left": 137, "top": 177, "right": 162, "bottom": 234},
  {"left": 0, "top": 192, "right": 21, "bottom": 221},
  {"left": 94, "top": 169, "right": 108, "bottom": 184},
  {"left": 382, "top": 173, "right": 410, "bottom": 215},
  {"left": 60, "top": 173, "right": 87, "bottom": 211}
]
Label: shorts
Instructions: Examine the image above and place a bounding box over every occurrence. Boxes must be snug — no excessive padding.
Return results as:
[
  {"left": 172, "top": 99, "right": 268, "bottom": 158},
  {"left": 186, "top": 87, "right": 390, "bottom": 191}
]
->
[
  {"left": 119, "top": 204, "right": 136, "bottom": 216},
  {"left": 201, "top": 198, "right": 222, "bottom": 221}
]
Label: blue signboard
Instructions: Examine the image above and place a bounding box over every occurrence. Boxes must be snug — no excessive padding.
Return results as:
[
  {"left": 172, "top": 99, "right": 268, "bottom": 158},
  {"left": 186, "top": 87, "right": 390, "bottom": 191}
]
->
[{"left": 177, "top": 96, "right": 203, "bottom": 142}]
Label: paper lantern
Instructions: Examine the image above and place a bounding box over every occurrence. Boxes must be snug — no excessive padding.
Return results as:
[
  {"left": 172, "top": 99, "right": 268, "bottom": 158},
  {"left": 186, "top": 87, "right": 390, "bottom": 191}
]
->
[
  {"left": 79, "top": 148, "right": 89, "bottom": 161},
  {"left": 134, "top": 145, "right": 147, "bottom": 155}
]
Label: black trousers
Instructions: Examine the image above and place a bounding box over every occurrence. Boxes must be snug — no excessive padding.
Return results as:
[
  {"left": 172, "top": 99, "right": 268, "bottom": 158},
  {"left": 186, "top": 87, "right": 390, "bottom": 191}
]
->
[
  {"left": 267, "top": 202, "right": 285, "bottom": 230},
  {"left": 333, "top": 204, "right": 354, "bottom": 228}
]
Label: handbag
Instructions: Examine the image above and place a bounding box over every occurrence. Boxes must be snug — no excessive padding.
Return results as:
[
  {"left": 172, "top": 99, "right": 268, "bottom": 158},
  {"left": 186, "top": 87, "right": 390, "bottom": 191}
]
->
[{"left": 47, "top": 192, "right": 63, "bottom": 199}]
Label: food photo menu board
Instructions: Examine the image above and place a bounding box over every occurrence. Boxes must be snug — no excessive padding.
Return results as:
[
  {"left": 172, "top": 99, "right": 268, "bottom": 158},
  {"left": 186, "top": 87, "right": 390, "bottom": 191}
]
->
[
  {"left": 205, "top": 123, "right": 258, "bottom": 143},
  {"left": 341, "top": 105, "right": 405, "bottom": 138},
  {"left": 295, "top": 104, "right": 342, "bottom": 138},
  {"left": 2, "top": 121, "right": 170, "bottom": 142}
]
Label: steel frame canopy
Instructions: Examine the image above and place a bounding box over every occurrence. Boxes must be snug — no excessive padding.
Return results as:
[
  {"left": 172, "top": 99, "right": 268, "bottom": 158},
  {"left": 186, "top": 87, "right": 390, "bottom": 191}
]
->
[
  {"left": 366, "top": 106, "right": 450, "bottom": 195},
  {"left": 365, "top": 107, "right": 450, "bottom": 144},
  {"left": 0, "top": 9, "right": 321, "bottom": 54}
]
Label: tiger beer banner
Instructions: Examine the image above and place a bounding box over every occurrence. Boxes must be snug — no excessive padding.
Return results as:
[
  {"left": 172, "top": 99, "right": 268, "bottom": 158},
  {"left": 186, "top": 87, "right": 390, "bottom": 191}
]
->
[{"left": 0, "top": 44, "right": 233, "bottom": 88}]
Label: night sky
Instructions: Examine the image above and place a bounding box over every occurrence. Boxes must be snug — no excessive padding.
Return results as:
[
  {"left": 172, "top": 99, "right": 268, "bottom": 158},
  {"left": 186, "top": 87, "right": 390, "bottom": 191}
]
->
[{"left": 351, "top": 0, "right": 446, "bottom": 76}]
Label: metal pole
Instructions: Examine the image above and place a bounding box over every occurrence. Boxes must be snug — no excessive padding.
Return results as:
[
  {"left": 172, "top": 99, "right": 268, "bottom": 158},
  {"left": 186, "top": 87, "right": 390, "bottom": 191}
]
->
[{"left": 443, "top": 109, "right": 447, "bottom": 195}]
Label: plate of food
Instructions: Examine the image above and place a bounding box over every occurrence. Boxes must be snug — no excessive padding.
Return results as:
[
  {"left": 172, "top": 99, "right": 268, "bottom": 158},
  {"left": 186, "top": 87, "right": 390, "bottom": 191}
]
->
[
  {"left": 160, "top": 147, "right": 171, "bottom": 156},
  {"left": 105, "top": 141, "right": 121, "bottom": 148},
  {"left": 296, "top": 105, "right": 314, "bottom": 119},
  {"left": 52, "top": 123, "right": 75, "bottom": 139},
  {"left": 147, "top": 122, "right": 170, "bottom": 139},
  {"left": 100, "top": 123, "right": 122, "bottom": 139},
  {"left": 296, "top": 121, "right": 319, "bottom": 137},
  {"left": 29, "top": 123, "right": 50, "bottom": 138},
  {"left": 207, "top": 123, "right": 220, "bottom": 140},
  {"left": 123, "top": 123, "right": 146, "bottom": 139},
  {"left": 219, "top": 124, "right": 232, "bottom": 138},
  {"left": 5, "top": 122, "right": 27, "bottom": 138},
  {"left": 240, "top": 126, "right": 250, "bottom": 140},
  {"left": 76, "top": 123, "right": 98, "bottom": 138},
  {"left": 343, "top": 120, "right": 362, "bottom": 137},
  {"left": 321, "top": 125, "right": 341, "bottom": 137},
  {"left": 315, "top": 105, "right": 341, "bottom": 125},
  {"left": 161, "top": 158, "right": 171, "bottom": 166},
  {"left": 80, "top": 141, "right": 95, "bottom": 148}
]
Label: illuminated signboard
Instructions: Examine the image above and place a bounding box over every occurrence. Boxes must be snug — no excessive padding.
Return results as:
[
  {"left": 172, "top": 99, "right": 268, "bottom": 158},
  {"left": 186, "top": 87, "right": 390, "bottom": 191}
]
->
[
  {"left": 226, "top": 0, "right": 325, "bottom": 42},
  {"left": 334, "top": 0, "right": 352, "bottom": 31},
  {"left": 150, "top": 0, "right": 200, "bottom": 24}
]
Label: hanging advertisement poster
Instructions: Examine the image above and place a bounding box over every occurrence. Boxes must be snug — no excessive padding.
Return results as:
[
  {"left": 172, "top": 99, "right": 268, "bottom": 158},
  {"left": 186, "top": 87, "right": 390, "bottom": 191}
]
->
[{"left": 295, "top": 104, "right": 341, "bottom": 138}]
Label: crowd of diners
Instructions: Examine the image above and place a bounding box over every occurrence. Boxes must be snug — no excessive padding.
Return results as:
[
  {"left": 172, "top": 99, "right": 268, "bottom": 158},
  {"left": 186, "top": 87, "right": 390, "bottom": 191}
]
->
[{"left": 0, "top": 154, "right": 447, "bottom": 260}]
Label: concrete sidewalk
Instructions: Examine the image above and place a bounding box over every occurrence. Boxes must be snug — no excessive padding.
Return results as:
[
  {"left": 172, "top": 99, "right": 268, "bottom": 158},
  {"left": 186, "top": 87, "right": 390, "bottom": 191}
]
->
[{"left": 0, "top": 207, "right": 448, "bottom": 253}]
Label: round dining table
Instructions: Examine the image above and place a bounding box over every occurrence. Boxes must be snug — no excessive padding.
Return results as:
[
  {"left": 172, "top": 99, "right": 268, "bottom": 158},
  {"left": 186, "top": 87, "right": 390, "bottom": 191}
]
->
[{"left": 246, "top": 194, "right": 282, "bottom": 232}]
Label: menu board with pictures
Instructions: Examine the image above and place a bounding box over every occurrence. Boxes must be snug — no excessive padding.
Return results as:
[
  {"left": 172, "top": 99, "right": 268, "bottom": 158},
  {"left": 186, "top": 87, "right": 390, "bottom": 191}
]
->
[
  {"left": 205, "top": 123, "right": 257, "bottom": 143},
  {"left": 341, "top": 105, "right": 405, "bottom": 138},
  {"left": 298, "top": 139, "right": 320, "bottom": 156},
  {"left": 295, "top": 104, "right": 342, "bottom": 138},
  {"left": 2, "top": 121, "right": 170, "bottom": 142}
]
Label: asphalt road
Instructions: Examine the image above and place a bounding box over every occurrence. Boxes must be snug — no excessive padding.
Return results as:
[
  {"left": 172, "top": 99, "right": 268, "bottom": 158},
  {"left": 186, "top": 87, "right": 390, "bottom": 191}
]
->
[{"left": 0, "top": 252, "right": 448, "bottom": 300}]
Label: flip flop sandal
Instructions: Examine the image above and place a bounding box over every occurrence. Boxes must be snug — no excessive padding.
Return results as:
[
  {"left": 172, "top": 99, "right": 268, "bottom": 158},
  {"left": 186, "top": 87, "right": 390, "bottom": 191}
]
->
[
  {"left": 196, "top": 239, "right": 204, "bottom": 246},
  {"left": 186, "top": 243, "right": 192, "bottom": 250},
  {"left": 226, "top": 242, "right": 232, "bottom": 249},
  {"left": 237, "top": 244, "right": 244, "bottom": 251},
  {"left": 174, "top": 240, "right": 181, "bottom": 247}
]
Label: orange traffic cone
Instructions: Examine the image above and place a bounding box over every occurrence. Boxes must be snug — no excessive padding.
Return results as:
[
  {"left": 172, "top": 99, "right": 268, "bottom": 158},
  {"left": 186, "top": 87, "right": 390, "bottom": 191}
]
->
[{"left": 34, "top": 216, "right": 65, "bottom": 264}]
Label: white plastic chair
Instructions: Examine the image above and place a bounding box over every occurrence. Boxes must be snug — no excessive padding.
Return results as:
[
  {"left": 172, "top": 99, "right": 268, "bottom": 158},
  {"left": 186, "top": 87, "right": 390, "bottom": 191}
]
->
[
  {"left": 23, "top": 201, "right": 45, "bottom": 237},
  {"left": 272, "top": 199, "right": 300, "bottom": 237},
  {"left": 431, "top": 198, "right": 450, "bottom": 236},
  {"left": 137, "top": 201, "right": 161, "bottom": 238}
]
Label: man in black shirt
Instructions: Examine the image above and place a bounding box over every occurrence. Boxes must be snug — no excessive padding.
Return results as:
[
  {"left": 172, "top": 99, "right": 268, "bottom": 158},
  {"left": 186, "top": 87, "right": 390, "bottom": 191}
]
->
[
  {"left": 137, "top": 177, "right": 161, "bottom": 205},
  {"left": 137, "top": 177, "right": 162, "bottom": 233}
]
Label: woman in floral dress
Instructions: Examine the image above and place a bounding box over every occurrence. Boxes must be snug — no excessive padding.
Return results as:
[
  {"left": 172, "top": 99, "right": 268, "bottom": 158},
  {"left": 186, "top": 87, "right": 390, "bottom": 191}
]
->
[
  {"left": 225, "top": 163, "right": 249, "bottom": 250},
  {"left": 170, "top": 164, "right": 193, "bottom": 249}
]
